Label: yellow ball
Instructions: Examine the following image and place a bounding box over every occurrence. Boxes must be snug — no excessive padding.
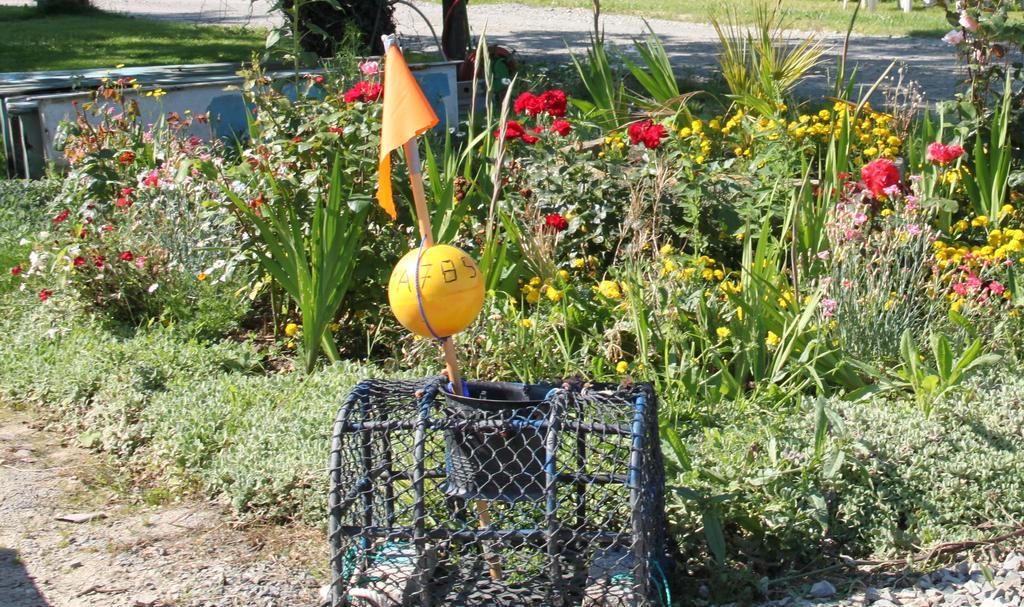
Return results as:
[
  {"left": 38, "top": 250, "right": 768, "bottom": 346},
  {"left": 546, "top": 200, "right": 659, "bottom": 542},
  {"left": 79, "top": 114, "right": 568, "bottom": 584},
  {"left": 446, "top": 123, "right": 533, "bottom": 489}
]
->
[{"left": 388, "top": 244, "right": 485, "bottom": 338}]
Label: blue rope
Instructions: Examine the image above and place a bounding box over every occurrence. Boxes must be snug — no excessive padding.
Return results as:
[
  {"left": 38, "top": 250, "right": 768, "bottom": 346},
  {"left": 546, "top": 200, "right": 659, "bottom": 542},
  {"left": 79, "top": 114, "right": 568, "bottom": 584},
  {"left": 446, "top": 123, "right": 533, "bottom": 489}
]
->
[
  {"left": 414, "top": 239, "right": 469, "bottom": 396},
  {"left": 414, "top": 238, "right": 446, "bottom": 343}
]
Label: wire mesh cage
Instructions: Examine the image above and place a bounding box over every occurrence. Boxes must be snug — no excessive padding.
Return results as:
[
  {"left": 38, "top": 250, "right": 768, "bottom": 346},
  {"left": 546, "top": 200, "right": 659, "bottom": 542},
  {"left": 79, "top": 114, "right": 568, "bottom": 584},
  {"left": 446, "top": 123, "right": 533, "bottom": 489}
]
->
[{"left": 328, "top": 377, "right": 670, "bottom": 607}]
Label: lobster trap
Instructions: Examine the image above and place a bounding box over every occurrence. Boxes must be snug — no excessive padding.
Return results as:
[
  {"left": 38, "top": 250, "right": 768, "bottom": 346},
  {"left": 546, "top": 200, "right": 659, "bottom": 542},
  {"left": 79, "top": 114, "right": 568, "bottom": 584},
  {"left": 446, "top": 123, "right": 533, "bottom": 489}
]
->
[{"left": 328, "top": 378, "right": 670, "bottom": 607}]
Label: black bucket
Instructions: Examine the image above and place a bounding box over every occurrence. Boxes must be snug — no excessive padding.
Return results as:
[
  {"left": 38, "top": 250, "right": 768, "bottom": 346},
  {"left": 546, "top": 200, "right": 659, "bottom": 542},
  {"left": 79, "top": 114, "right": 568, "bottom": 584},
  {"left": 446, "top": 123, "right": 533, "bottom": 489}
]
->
[{"left": 441, "top": 380, "right": 557, "bottom": 502}]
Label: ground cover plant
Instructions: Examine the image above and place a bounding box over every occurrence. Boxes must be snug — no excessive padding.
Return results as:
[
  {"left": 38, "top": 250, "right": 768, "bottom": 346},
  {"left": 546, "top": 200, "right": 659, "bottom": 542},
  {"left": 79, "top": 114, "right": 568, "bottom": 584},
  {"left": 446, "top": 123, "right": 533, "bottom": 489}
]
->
[
  {"left": 0, "top": 6, "right": 264, "bottom": 72},
  {"left": 2, "top": 0, "right": 1024, "bottom": 602}
]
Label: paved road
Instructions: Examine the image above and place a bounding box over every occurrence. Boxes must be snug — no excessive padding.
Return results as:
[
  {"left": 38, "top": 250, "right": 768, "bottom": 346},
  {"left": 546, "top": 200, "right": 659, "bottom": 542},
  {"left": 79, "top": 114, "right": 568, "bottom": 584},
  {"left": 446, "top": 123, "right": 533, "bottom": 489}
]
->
[{"left": 1, "top": 0, "right": 966, "bottom": 101}]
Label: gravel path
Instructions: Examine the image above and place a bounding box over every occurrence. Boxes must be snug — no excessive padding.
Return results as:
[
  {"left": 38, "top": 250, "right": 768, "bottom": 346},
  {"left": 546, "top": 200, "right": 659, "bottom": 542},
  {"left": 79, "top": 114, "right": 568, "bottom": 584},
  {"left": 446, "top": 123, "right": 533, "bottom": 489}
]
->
[
  {"left": 0, "top": 407, "right": 324, "bottom": 607},
  {"left": 0, "top": 0, "right": 964, "bottom": 101}
]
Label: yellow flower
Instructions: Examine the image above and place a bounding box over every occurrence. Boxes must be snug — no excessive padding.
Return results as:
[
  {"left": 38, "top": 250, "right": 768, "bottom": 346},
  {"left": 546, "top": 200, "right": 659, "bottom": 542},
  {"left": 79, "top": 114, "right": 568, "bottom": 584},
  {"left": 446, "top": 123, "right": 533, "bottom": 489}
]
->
[
  {"left": 286, "top": 341, "right": 296, "bottom": 349},
  {"left": 1001, "top": 204, "right": 1016, "bottom": 217},
  {"left": 765, "top": 331, "right": 781, "bottom": 347},
  {"left": 953, "top": 219, "right": 969, "bottom": 232},
  {"left": 284, "top": 322, "right": 299, "bottom": 337},
  {"left": 880, "top": 209, "right": 893, "bottom": 217},
  {"left": 679, "top": 127, "right": 692, "bottom": 138},
  {"left": 597, "top": 280, "right": 623, "bottom": 299},
  {"left": 615, "top": 360, "right": 629, "bottom": 374},
  {"left": 197, "top": 272, "right": 208, "bottom": 281},
  {"left": 972, "top": 215, "right": 989, "bottom": 228},
  {"left": 545, "top": 286, "right": 564, "bottom": 302},
  {"left": 520, "top": 319, "right": 534, "bottom": 328},
  {"left": 557, "top": 269, "right": 570, "bottom": 282},
  {"left": 659, "top": 244, "right": 674, "bottom": 255},
  {"left": 716, "top": 327, "right": 731, "bottom": 339},
  {"left": 328, "top": 322, "right": 341, "bottom": 332},
  {"left": 529, "top": 276, "right": 542, "bottom": 286},
  {"left": 526, "top": 289, "right": 541, "bottom": 304}
]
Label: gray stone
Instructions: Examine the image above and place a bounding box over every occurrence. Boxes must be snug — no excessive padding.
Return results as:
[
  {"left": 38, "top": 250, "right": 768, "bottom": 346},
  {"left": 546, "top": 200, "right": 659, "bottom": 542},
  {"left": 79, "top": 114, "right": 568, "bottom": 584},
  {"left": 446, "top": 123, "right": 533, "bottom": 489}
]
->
[
  {"left": 55, "top": 512, "right": 107, "bottom": 524},
  {"left": 810, "top": 581, "right": 838, "bottom": 599},
  {"left": 871, "top": 600, "right": 900, "bottom": 607},
  {"left": 1006, "top": 556, "right": 1024, "bottom": 573}
]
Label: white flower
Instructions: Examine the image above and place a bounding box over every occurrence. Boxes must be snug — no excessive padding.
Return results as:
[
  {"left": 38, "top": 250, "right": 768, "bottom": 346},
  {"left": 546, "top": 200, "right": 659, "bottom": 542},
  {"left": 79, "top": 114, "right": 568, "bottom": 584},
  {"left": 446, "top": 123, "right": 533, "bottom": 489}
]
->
[
  {"left": 942, "top": 29, "right": 966, "bottom": 45},
  {"left": 37, "top": 231, "right": 50, "bottom": 240},
  {"left": 147, "top": 283, "right": 159, "bottom": 293},
  {"left": 19, "top": 238, "right": 30, "bottom": 246}
]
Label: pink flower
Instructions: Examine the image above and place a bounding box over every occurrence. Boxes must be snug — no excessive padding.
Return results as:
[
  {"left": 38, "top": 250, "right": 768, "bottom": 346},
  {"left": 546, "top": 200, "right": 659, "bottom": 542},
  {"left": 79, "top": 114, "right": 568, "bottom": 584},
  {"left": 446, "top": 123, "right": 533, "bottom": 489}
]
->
[
  {"left": 926, "top": 142, "right": 965, "bottom": 165},
  {"left": 959, "top": 11, "right": 980, "bottom": 32},
  {"left": 906, "top": 224, "right": 922, "bottom": 236},
  {"left": 953, "top": 282, "right": 969, "bottom": 296},
  {"left": 820, "top": 298, "right": 838, "bottom": 318},
  {"left": 143, "top": 170, "right": 159, "bottom": 187},
  {"left": 988, "top": 281, "right": 1006, "bottom": 295},
  {"left": 816, "top": 250, "right": 831, "bottom": 260},
  {"left": 853, "top": 212, "right": 868, "bottom": 225},
  {"left": 943, "top": 30, "right": 966, "bottom": 45},
  {"left": 359, "top": 60, "right": 380, "bottom": 76},
  {"left": 841, "top": 279, "right": 853, "bottom": 289},
  {"left": 966, "top": 274, "right": 983, "bottom": 290}
]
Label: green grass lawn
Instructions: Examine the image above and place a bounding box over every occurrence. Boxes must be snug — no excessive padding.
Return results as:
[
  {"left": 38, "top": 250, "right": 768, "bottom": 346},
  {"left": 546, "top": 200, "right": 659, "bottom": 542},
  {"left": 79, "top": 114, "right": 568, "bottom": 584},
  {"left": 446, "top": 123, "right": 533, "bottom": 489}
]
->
[
  {"left": 0, "top": 7, "right": 266, "bottom": 73},
  {"left": 473, "top": 0, "right": 960, "bottom": 37}
]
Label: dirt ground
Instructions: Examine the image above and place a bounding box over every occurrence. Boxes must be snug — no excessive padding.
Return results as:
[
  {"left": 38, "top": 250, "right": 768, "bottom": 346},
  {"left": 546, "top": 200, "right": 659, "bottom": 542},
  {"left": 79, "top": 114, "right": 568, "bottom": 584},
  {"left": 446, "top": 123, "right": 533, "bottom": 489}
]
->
[{"left": 0, "top": 407, "right": 326, "bottom": 607}]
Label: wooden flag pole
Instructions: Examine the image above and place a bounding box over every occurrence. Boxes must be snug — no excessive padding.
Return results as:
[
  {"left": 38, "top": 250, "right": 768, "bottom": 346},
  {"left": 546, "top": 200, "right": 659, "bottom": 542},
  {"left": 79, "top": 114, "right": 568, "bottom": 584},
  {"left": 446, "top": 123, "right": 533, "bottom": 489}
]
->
[{"left": 385, "top": 36, "right": 501, "bottom": 581}]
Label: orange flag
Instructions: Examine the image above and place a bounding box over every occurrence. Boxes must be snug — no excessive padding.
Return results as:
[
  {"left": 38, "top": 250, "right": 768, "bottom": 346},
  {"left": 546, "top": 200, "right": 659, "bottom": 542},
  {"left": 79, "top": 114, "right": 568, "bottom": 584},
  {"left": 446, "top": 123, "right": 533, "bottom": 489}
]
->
[{"left": 376, "top": 45, "right": 439, "bottom": 220}]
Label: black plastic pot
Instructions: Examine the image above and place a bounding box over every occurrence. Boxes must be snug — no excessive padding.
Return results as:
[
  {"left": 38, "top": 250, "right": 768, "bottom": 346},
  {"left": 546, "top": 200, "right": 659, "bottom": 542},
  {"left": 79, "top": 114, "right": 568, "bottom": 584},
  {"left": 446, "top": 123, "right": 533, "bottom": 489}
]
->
[{"left": 441, "top": 380, "right": 557, "bottom": 502}]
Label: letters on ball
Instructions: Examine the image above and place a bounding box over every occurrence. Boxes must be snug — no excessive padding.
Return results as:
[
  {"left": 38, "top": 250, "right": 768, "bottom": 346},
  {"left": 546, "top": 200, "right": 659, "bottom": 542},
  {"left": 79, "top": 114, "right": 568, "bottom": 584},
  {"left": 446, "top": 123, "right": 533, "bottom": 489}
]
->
[{"left": 387, "top": 244, "right": 485, "bottom": 338}]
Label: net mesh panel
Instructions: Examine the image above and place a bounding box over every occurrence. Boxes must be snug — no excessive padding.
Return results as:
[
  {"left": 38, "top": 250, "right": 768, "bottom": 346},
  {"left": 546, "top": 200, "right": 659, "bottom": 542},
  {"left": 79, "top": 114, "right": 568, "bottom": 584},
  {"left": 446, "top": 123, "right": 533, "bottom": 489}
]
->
[{"left": 328, "top": 378, "right": 666, "bottom": 607}]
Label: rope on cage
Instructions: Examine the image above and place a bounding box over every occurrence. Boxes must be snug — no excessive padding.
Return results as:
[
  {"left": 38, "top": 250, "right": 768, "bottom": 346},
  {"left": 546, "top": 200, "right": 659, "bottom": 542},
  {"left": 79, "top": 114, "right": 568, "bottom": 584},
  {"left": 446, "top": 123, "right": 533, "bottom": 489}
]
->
[{"left": 651, "top": 559, "right": 672, "bottom": 607}]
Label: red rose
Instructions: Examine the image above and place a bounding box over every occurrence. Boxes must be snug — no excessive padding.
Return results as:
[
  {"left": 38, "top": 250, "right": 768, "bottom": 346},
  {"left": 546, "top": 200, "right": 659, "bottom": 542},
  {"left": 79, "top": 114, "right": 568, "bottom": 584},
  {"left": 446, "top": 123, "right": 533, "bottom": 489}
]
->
[
  {"left": 540, "top": 90, "right": 567, "bottom": 117},
  {"left": 513, "top": 92, "right": 545, "bottom": 116},
  {"left": 115, "top": 197, "right": 133, "bottom": 208},
  {"left": 495, "top": 120, "right": 526, "bottom": 141},
  {"left": 94, "top": 256, "right": 106, "bottom": 269},
  {"left": 544, "top": 213, "right": 569, "bottom": 232},
  {"left": 120, "top": 187, "right": 134, "bottom": 197},
  {"left": 860, "top": 158, "right": 901, "bottom": 197},
  {"left": 53, "top": 209, "right": 70, "bottom": 223},
  {"left": 926, "top": 142, "right": 965, "bottom": 165},
  {"left": 343, "top": 81, "right": 382, "bottom": 103},
  {"left": 101, "top": 225, "right": 114, "bottom": 233},
  {"left": 118, "top": 151, "right": 136, "bottom": 165},
  {"left": 550, "top": 119, "right": 572, "bottom": 136},
  {"left": 38, "top": 289, "right": 52, "bottom": 302},
  {"left": 314, "top": 75, "right": 325, "bottom": 85},
  {"left": 119, "top": 251, "right": 134, "bottom": 262},
  {"left": 628, "top": 120, "right": 668, "bottom": 149},
  {"left": 10, "top": 265, "right": 22, "bottom": 276},
  {"left": 73, "top": 256, "right": 86, "bottom": 267},
  {"left": 291, "top": 136, "right": 303, "bottom": 143},
  {"left": 521, "top": 132, "right": 540, "bottom": 145}
]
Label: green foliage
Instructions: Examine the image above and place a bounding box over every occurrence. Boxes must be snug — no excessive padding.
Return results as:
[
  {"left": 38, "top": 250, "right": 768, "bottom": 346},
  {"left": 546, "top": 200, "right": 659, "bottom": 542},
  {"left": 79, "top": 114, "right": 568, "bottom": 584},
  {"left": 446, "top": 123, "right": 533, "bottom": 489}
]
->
[
  {"left": 883, "top": 328, "right": 1001, "bottom": 414},
  {"left": 962, "top": 73, "right": 1015, "bottom": 223},
  {"left": 569, "top": 32, "right": 627, "bottom": 129},
  {"left": 0, "top": 299, "right": 390, "bottom": 523},
  {"left": 711, "top": 0, "right": 826, "bottom": 112},
  {"left": 227, "top": 157, "right": 370, "bottom": 373},
  {"left": 668, "top": 377, "right": 1024, "bottom": 600}
]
